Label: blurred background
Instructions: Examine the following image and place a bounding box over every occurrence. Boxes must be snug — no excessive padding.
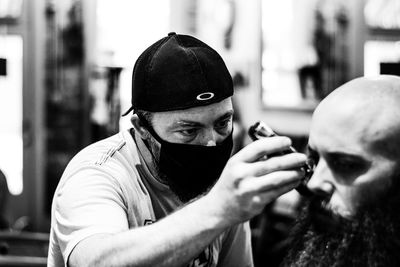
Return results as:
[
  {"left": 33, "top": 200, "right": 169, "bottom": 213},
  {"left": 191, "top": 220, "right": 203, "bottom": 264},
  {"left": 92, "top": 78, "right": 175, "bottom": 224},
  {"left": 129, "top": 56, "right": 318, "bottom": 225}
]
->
[{"left": 0, "top": 0, "right": 399, "bottom": 265}]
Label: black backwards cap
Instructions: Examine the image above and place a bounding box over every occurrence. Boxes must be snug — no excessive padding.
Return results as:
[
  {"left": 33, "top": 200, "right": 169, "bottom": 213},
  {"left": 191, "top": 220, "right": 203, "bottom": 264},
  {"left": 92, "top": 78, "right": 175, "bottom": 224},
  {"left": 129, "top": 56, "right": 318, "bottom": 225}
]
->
[{"left": 122, "top": 32, "right": 233, "bottom": 115}]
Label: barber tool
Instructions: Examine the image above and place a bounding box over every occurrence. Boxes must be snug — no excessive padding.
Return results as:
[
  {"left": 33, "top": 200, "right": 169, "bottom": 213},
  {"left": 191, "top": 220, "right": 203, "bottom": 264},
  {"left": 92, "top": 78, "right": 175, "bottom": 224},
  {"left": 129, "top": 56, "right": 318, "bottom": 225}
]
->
[{"left": 248, "top": 121, "right": 313, "bottom": 196}]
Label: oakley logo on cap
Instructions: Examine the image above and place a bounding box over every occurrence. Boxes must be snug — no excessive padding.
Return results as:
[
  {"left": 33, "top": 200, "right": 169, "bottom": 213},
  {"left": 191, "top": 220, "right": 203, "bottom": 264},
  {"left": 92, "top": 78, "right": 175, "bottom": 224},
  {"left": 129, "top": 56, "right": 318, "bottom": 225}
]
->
[{"left": 196, "top": 92, "right": 215, "bottom": 101}]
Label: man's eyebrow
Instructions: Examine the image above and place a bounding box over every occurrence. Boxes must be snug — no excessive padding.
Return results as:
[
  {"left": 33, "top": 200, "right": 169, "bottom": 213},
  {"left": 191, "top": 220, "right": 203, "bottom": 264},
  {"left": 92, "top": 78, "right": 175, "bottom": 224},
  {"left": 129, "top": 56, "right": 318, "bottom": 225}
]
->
[
  {"left": 318, "top": 150, "right": 370, "bottom": 168},
  {"left": 307, "top": 145, "right": 370, "bottom": 164},
  {"left": 327, "top": 152, "right": 368, "bottom": 161},
  {"left": 174, "top": 110, "right": 234, "bottom": 127},
  {"left": 174, "top": 121, "right": 203, "bottom": 127},
  {"left": 215, "top": 110, "right": 234, "bottom": 122}
]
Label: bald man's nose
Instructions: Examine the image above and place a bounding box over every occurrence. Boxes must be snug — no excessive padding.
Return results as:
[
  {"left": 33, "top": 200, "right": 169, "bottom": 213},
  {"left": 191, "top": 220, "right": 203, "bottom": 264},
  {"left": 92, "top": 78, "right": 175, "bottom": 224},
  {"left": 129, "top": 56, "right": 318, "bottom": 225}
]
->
[{"left": 307, "top": 161, "right": 334, "bottom": 196}]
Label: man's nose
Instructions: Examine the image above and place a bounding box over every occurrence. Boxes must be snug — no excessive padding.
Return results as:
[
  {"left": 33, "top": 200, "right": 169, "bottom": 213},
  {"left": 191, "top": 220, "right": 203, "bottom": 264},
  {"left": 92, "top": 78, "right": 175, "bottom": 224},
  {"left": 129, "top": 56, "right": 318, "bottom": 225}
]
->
[
  {"left": 200, "top": 129, "right": 220, "bottom": 146},
  {"left": 307, "top": 160, "right": 334, "bottom": 197}
]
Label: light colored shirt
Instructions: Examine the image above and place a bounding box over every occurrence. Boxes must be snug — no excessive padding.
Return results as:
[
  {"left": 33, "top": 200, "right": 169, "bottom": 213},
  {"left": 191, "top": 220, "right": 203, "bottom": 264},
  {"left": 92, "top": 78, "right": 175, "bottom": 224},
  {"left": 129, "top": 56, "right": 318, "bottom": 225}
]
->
[{"left": 47, "top": 129, "right": 253, "bottom": 267}]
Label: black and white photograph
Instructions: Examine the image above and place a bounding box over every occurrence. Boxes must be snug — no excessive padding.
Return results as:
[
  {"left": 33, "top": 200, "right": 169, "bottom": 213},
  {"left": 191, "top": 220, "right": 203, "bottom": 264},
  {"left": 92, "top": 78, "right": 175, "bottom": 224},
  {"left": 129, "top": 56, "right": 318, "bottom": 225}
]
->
[{"left": 0, "top": 0, "right": 400, "bottom": 266}]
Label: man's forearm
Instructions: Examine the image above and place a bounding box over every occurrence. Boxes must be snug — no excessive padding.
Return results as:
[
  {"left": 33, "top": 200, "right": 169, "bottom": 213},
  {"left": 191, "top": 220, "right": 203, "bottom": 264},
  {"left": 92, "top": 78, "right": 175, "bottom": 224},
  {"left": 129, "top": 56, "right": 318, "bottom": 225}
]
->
[{"left": 69, "top": 195, "right": 229, "bottom": 267}]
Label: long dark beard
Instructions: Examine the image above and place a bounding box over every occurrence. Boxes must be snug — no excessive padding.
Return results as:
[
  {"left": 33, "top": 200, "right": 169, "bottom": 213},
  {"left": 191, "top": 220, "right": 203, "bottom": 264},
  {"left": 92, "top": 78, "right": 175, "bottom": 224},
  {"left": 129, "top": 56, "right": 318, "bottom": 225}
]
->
[{"left": 282, "top": 193, "right": 400, "bottom": 267}]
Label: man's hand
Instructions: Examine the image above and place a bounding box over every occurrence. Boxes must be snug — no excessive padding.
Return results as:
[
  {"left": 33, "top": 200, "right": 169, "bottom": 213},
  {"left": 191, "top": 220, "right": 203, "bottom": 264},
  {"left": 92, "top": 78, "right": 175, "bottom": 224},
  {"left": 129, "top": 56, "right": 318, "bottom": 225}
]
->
[{"left": 206, "top": 136, "right": 307, "bottom": 225}]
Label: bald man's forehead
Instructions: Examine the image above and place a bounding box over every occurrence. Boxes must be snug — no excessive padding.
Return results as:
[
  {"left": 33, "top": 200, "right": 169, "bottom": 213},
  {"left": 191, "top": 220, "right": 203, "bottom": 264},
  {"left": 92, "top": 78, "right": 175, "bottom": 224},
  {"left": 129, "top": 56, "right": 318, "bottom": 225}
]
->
[
  {"left": 311, "top": 105, "right": 368, "bottom": 151},
  {"left": 312, "top": 75, "right": 400, "bottom": 159}
]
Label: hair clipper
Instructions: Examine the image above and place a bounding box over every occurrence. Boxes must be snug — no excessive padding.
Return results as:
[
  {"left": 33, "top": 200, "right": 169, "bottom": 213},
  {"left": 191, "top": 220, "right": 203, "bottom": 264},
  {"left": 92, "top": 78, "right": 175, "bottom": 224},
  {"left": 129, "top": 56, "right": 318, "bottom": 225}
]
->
[{"left": 248, "top": 121, "right": 313, "bottom": 196}]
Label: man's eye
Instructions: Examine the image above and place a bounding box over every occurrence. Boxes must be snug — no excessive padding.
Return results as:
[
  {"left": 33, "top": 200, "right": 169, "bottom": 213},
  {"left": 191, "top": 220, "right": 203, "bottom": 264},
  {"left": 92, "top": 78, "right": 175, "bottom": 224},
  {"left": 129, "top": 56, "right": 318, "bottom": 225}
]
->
[
  {"left": 215, "top": 119, "right": 231, "bottom": 130},
  {"left": 307, "top": 155, "right": 319, "bottom": 170},
  {"left": 330, "top": 159, "right": 361, "bottom": 175},
  {"left": 179, "top": 128, "right": 198, "bottom": 136},
  {"left": 307, "top": 148, "right": 319, "bottom": 169}
]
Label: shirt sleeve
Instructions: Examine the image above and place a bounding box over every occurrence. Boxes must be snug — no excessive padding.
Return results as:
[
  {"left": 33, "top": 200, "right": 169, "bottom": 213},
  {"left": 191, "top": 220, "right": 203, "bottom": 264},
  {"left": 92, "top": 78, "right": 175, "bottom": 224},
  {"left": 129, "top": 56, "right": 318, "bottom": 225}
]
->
[
  {"left": 53, "top": 168, "right": 129, "bottom": 266},
  {"left": 217, "top": 221, "right": 254, "bottom": 267}
]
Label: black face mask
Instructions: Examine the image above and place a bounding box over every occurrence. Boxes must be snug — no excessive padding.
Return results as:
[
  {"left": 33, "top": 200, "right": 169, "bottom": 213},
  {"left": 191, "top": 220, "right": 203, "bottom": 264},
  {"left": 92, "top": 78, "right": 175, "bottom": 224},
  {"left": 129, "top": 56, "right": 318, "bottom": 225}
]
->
[{"left": 140, "top": 117, "right": 233, "bottom": 202}]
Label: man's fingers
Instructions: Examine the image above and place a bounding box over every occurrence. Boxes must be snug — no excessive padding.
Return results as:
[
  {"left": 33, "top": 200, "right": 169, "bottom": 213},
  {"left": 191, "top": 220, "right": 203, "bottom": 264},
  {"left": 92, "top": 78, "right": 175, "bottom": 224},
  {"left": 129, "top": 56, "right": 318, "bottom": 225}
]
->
[
  {"left": 253, "top": 180, "right": 300, "bottom": 204},
  {"left": 234, "top": 136, "right": 292, "bottom": 163},
  {"left": 250, "top": 153, "right": 308, "bottom": 176},
  {"left": 238, "top": 169, "right": 304, "bottom": 194}
]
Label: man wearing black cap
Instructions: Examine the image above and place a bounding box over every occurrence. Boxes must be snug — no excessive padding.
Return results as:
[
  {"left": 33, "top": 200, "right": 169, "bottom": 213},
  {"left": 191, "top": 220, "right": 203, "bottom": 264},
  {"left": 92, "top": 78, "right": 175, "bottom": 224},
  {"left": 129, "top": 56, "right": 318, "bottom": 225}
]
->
[{"left": 48, "top": 33, "right": 307, "bottom": 267}]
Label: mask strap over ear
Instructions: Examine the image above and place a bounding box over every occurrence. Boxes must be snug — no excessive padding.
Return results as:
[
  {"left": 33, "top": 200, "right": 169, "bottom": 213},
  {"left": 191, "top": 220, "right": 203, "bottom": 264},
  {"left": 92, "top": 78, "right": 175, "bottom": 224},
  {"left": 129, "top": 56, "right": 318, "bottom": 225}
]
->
[{"left": 136, "top": 113, "right": 164, "bottom": 143}]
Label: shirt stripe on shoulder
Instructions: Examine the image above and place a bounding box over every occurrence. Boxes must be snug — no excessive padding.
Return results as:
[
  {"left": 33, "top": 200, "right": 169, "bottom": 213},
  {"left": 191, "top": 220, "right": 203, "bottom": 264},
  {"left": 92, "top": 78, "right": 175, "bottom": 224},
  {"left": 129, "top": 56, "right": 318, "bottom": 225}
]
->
[{"left": 95, "top": 138, "right": 126, "bottom": 165}]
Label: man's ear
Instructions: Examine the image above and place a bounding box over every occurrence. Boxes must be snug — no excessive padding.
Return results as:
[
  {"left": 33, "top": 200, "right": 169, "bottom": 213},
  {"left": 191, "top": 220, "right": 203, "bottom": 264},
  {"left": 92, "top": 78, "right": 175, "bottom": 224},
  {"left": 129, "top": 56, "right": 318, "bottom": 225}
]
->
[{"left": 131, "top": 115, "right": 151, "bottom": 140}]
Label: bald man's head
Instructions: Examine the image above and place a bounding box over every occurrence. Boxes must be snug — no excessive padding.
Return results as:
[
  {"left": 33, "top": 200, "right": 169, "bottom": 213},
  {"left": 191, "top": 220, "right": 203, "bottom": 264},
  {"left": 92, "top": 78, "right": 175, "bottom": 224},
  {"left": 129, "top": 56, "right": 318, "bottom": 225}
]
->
[
  {"left": 313, "top": 75, "right": 400, "bottom": 160},
  {"left": 307, "top": 75, "right": 400, "bottom": 218},
  {"left": 321, "top": 75, "right": 400, "bottom": 104},
  {"left": 284, "top": 76, "right": 400, "bottom": 267}
]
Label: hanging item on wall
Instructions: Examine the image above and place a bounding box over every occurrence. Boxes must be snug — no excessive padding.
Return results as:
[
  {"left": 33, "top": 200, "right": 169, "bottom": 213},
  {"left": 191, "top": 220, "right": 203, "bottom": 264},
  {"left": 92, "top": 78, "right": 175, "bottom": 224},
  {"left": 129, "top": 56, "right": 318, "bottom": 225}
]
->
[
  {"left": 0, "top": 58, "right": 6, "bottom": 76},
  {"left": 0, "top": 36, "right": 23, "bottom": 196},
  {"left": 365, "top": 0, "right": 400, "bottom": 29},
  {"left": 364, "top": 41, "right": 400, "bottom": 77},
  {"left": 0, "top": 0, "right": 22, "bottom": 22},
  {"left": 261, "top": 0, "right": 350, "bottom": 110}
]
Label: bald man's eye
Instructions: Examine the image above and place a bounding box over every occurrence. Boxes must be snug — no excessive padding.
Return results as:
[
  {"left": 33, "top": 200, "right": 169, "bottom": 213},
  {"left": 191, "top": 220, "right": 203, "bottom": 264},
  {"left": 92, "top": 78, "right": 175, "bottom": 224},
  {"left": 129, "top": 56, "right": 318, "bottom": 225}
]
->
[
  {"left": 307, "top": 146, "right": 319, "bottom": 168},
  {"left": 307, "top": 156, "right": 318, "bottom": 171},
  {"left": 328, "top": 158, "right": 368, "bottom": 179},
  {"left": 331, "top": 159, "right": 354, "bottom": 173}
]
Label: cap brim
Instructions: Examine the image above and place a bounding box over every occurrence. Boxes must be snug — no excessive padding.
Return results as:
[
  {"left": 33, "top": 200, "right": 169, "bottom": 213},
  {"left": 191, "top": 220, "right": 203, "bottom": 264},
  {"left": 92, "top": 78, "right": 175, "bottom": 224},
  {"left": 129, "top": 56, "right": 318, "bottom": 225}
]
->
[{"left": 121, "top": 106, "right": 134, "bottom": 117}]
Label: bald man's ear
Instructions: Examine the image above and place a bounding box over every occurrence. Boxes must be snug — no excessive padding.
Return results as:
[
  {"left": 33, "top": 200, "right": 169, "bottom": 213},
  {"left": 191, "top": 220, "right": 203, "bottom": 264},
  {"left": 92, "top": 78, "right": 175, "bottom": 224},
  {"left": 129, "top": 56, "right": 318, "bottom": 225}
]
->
[{"left": 131, "top": 115, "right": 151, "bottom": 140}]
